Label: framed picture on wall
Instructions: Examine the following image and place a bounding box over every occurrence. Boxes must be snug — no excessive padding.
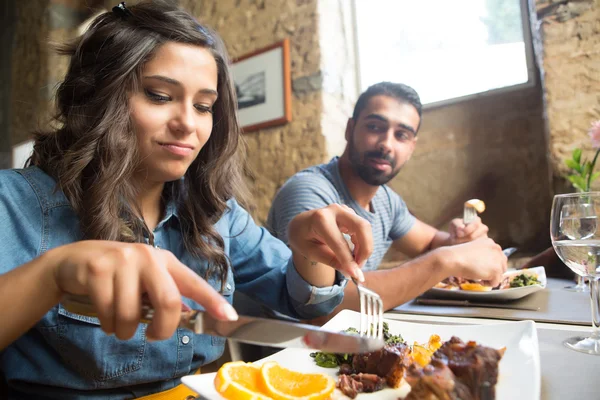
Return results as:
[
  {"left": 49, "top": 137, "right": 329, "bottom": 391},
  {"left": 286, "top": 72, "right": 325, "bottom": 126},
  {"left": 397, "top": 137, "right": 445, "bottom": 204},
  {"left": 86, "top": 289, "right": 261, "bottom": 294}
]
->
[{"left": 231, "top": 39, "right": 292, "bottom": 133}]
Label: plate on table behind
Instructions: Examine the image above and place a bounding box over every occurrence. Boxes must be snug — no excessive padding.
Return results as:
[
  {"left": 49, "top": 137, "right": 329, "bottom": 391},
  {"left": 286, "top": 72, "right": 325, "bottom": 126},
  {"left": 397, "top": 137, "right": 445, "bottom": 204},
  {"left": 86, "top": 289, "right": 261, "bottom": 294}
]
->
[
  {"left": 425, "top": 266, "right": 547, "bottom": 301},
  {"left": 181, "top": 309, "right": 540, "bottom": 400}
]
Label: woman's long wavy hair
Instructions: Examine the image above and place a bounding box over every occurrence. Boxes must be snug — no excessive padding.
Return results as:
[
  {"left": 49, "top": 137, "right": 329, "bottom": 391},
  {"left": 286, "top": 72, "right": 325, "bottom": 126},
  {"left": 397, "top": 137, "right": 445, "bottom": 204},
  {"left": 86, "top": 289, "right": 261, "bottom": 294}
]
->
[{"left": 28, "top": 1, "right": 250, "bottom": 284}]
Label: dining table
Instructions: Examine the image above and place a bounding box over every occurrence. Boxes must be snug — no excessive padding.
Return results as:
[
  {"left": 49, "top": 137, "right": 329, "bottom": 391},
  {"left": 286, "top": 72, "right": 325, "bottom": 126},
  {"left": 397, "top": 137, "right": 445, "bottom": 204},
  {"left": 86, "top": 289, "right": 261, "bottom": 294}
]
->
[
  {"left": 386, "top": 277, "right": 600, "bottom": 399},
  {"left": 393, "top": 277, "right": 591, "bottom": 325}
]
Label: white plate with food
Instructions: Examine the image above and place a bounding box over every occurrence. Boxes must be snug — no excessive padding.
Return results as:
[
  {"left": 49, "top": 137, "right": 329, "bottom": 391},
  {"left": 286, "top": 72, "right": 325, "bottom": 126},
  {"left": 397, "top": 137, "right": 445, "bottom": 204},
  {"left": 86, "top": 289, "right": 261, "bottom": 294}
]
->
[
  {"left": 181, "top": 309, "right": 540, "bottom": 399},
  {"left": 425, "top": 266, "right": 547, "bottom": 301}
]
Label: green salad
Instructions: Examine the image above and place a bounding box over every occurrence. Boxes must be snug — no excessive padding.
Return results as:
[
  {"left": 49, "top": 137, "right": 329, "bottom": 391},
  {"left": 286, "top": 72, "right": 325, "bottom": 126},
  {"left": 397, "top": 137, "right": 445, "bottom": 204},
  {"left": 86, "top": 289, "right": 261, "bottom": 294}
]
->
[
  {"left": 509, "top": 273, "right": 541, "bottom": 288},
  {"left": 310, "top": 323, "right": 403, "bottom": 368}
]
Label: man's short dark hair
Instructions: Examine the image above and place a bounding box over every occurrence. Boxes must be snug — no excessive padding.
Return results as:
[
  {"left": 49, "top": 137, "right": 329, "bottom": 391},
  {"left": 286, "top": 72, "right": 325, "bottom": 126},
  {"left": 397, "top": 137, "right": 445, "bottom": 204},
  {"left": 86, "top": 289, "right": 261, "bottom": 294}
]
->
[{"left": 351, "top": 82, "right": 422, "bottom": 131}]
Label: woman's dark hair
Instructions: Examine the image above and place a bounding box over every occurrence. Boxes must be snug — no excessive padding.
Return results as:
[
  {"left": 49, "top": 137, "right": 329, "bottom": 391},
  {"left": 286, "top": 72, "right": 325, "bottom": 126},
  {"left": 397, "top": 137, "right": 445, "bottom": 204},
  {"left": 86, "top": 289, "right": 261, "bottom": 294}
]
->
[{"left": 28, "top": 1, "right": 249, "bottom": 284}]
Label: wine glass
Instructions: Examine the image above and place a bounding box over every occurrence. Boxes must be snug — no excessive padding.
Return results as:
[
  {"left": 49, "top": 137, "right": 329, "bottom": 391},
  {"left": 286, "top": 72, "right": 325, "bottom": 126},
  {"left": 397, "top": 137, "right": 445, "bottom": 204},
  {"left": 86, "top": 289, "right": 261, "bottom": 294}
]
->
[
  {"left": 560, "top": 203, "right": 593, "bottom": 292},
  {"left": 551, "top": 192, "right": 600, "bottom": 355}
]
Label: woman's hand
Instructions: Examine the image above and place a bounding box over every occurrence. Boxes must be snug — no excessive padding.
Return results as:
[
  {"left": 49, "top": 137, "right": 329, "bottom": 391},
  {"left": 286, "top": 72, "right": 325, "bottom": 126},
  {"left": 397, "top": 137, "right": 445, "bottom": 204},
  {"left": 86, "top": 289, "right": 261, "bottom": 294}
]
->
[
  {"left": 287, "top": 204, "right": 373, "bottom": 283},
  {"left": 49, "top": 241, "right": 238, "bottom": 340}
]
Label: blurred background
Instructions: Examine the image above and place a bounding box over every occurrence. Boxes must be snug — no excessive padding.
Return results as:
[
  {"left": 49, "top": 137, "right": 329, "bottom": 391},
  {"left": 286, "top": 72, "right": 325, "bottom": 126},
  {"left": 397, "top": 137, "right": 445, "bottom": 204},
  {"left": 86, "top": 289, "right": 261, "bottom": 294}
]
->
[{"left": 1, "top": 0, "right": 599, "bottom": 263}]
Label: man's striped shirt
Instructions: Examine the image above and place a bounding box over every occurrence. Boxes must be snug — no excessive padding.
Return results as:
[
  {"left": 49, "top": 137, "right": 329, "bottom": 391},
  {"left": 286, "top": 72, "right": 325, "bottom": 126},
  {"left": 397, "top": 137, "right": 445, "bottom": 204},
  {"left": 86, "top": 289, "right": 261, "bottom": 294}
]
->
[{"left": 266, "top": 157, "right": 415, "bottom": 271}]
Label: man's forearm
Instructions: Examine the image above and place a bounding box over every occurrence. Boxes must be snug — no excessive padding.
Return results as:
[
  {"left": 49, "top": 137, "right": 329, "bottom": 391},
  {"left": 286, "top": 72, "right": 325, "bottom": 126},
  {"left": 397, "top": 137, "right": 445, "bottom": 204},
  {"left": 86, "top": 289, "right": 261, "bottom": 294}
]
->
[
  {"left": 428, "top": 230, "right": 452, "bottom": 250},
  {"left": 334, "top": 250, "right": 451, "bottom": 313}
]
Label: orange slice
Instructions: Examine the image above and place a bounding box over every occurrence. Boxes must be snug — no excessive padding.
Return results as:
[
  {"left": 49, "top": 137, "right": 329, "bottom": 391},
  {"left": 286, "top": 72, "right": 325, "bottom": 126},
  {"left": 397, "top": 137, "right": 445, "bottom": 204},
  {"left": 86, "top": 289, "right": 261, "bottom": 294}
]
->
[
  {"left": 460, "top": 282, "right": 492, "bottom": 292},
  {"left": 214, "top": 361, "right": 273, "bottom": 400},
  {"left": 465, "top": 199, "right": 486, "bottom": 213},
  {"left": 260, "top": 361, "right": 335, "bottom": 400}
]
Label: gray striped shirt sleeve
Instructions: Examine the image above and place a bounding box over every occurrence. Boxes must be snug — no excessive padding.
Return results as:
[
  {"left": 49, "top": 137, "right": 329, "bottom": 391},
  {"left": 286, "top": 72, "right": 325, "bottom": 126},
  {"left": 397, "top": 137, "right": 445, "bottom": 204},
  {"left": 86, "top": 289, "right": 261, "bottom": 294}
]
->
[
  {"left": 387, "top": 188, "right": 416, "bottom": 240},
  {"left": 266, "top": 174, "right": 340, "bottom": 244}
]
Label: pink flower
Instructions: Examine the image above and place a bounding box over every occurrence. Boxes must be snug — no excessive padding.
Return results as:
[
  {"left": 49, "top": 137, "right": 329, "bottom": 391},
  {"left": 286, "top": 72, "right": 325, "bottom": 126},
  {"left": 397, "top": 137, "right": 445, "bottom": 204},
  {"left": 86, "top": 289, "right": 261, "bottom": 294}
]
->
[{"left": 589, "top": 120, "right": 600, "bottom": 149}]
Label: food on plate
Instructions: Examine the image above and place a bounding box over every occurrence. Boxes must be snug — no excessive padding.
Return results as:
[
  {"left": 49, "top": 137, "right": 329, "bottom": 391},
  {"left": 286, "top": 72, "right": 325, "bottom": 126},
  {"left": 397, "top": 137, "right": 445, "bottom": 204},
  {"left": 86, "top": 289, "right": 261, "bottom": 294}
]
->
[
  {"left": 459, "top": 282, "right": 493, "bottom": 292},
  {"left": 464, "top": 198, "right": 486, "bottom": 213},
  {"left": 310, "top": 323, "right": 403, "bottom": 368},
  {"left": 435, "top": 270, "right": 542, "bottom": 292},
  {"left": 214, "top": 360, "right": 334, "bottom": 400},
  {"left": 507, "top": 272, "right": 541, "bottom": 288},
  {"left": 310, "top": 326, "right": 505, "bottom": 399},
  {"left": 406, "top": 337, "right": 506, "bottom": 400},
  {"left": 434, "top": 276, "right": 494, "bottom": 292},
  {"left": 214, "top": 361, "right": 271, "bottom": 400},
  {"left": 405, "top": 359, "right": 472, "bottom": 400},
  {"left": 410, "top": 334, "right": 442, "bottom": 367},
  {"left": 261, "top": 361, "right": 335, "bottom": 400}
]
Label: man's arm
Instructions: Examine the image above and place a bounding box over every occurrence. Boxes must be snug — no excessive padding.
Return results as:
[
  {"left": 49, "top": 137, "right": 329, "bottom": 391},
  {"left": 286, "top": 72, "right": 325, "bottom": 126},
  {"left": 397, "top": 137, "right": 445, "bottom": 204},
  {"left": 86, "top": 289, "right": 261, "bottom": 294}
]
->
[
  {"left": 312, "top": 236, "right": 507, "bottom": 321},
  {"left": 391, "top": 217, "right": 490, "bottom": 258}
]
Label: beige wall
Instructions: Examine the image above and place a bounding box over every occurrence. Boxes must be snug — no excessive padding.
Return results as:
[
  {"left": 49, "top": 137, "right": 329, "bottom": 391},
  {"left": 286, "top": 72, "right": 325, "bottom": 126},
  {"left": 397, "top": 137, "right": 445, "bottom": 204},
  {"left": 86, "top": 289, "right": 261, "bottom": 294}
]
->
[{"left": 387, "top": 83, "right": 551, "bottom": 257}]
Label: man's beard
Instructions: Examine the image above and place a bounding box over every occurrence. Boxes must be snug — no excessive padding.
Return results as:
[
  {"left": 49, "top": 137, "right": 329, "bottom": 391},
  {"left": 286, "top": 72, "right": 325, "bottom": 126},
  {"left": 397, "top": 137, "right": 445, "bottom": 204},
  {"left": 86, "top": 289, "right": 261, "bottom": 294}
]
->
[{"left": 348, "top": 143, "right": 401, "bottom": 186}]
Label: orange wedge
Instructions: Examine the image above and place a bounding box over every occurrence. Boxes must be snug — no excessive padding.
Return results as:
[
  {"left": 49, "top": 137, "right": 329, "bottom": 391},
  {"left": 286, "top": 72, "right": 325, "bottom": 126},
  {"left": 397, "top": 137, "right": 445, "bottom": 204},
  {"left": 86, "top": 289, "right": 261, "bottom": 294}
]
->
[
  {"left": 260, "top": 361, "right": 335, "bottom": 400},
  {"left": 460, "top": 282, "right": 492, "bottom": 292},
  {"left": 214, "top": 361, "right": 273, "bottom": 400},
  {"left": 465, "top": 199, "right": 486, "bottom": 213}
]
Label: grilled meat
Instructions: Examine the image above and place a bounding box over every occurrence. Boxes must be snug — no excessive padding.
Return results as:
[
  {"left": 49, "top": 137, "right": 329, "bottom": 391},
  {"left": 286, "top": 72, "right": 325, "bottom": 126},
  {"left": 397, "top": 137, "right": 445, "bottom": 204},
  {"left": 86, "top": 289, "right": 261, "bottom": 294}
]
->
[
  {"left": 405, "top": 359, "right": 473, "bottom": 400},
  {"left": 336, "top": 373, "right": 386, "bottom": 399},
  {"left": 433, "top": 336, "right": 505, "bottom": 400},
  {"left": 350, "top": 342, "right": 411, "bottom": 388}
]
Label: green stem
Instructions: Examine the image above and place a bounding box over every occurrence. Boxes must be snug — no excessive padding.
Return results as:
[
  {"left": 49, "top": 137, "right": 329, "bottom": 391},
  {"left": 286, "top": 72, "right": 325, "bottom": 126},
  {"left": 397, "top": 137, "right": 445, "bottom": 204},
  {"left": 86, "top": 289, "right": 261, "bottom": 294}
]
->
[{"left": 588, "top": 149, "right": 600, "bottom": 191}]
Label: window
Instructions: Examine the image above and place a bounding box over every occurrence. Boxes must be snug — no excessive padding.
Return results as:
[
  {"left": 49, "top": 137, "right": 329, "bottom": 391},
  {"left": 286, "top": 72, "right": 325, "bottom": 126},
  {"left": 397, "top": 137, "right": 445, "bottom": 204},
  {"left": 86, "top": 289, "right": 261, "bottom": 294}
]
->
[{"left": 353, "top": 0, "right": 535, "bottom": 106}]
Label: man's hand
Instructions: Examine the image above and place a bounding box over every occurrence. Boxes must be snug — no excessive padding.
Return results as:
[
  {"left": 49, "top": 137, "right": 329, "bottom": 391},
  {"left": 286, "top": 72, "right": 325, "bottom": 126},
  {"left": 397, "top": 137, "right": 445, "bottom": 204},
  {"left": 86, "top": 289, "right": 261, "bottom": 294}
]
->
[
  {"left": 448, "top": 216, "right": 489, "bottom": 245},
  {"left": 436, "top": 237, "right": 507, "bottom": 287}
]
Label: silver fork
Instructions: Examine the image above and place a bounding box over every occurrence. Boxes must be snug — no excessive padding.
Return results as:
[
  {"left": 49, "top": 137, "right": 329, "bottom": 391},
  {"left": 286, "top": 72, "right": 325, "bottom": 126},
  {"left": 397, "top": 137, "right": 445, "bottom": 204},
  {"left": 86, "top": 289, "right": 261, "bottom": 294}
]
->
[
  {"left": 343, "top": 234, "right": 384, "bottom": 341},
  {"left": 463, "top": 204, "right": 477, "bottom": 224}
]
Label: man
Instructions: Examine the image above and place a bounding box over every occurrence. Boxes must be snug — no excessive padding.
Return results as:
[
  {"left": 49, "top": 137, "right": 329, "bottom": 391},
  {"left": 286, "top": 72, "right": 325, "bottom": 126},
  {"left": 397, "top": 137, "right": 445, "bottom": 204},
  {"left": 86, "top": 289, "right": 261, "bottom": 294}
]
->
[{"left": 267, "top": 82, "right": 507, "bottom": 314}]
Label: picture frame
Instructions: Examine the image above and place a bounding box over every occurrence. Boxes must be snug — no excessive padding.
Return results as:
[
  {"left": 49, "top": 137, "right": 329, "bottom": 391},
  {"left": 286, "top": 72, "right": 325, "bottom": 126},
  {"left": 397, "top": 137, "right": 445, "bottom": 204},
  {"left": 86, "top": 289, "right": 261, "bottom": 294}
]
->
[{"left": 231, "top": 39, "right": 292, "bottom": 133}]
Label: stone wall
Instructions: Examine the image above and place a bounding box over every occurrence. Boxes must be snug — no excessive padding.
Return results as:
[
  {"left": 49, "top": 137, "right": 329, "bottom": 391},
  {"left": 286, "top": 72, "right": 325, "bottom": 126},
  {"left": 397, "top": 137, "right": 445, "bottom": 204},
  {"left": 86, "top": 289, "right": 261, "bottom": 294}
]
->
[
  {"left": 536, "top": 0, "right": 600, "bottom": 193},
  {"left": 180, "top": 0, "right": 329, "bottom": 223},
  {"left": 9, "top": 0, "right": 104, "bottom": 167},
  {"left": 4, "top": 0, "right": 563, "bottom": 252}
]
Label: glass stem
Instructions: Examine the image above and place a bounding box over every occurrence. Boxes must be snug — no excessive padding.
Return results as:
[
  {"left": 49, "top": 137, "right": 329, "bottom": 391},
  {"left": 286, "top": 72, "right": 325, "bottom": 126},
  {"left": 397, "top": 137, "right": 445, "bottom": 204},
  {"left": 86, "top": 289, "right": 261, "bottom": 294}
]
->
[{"left": 591, "top": 277, "right": 600, "bottom": 340}]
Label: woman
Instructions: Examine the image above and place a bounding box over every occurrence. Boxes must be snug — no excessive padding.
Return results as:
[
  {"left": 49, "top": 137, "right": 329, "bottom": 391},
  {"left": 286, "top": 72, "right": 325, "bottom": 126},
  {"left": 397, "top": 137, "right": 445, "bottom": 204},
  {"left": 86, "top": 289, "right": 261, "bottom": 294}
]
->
[{"left": 0, "top": 2, "right": 371, "bottom": 399}]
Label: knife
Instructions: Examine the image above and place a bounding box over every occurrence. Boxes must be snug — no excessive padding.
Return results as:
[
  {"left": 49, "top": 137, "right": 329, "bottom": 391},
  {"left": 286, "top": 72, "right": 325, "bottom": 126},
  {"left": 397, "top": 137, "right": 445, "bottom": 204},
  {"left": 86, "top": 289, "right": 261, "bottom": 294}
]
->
[
  {"left": 502, "top": 247, "right": 518, "bottom": 258},
  {"left": 61, "top": 294, "right": 384, "bottom": 354},
  {"left": 415, "top": 298, "right": 539, "bottom": 311}
]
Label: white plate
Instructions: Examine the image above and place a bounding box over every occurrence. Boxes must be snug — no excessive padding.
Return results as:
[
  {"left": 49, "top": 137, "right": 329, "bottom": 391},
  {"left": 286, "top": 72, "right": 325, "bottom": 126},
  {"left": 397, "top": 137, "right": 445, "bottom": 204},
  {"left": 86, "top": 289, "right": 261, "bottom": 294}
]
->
[
  {"left": 181, "top": 309, "right": 541, "bottom": 400},
  {"left": 425, "top": 266, "right": 547, "bottom": 301}
]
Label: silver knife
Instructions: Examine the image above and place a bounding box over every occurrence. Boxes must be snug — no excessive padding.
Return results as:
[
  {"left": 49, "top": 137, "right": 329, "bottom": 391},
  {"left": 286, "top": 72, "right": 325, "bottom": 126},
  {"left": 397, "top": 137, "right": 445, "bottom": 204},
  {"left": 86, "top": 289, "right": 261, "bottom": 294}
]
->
[
  {"left": 415, "top": 298, "right": 539, "bottom": 311},
  {"left": 61, "top": 294, "right": 384, "bottom": 354},
  {"left": 502, "top": 247, "right": 518, "bottom": 258}
]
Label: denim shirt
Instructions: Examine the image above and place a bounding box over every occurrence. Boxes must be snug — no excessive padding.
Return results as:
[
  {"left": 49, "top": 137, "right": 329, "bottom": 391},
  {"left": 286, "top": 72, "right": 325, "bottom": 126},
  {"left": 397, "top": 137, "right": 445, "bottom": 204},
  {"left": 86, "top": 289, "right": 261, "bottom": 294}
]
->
[{"left": 0, "top": 167, "right": 347, "bottom": 399}]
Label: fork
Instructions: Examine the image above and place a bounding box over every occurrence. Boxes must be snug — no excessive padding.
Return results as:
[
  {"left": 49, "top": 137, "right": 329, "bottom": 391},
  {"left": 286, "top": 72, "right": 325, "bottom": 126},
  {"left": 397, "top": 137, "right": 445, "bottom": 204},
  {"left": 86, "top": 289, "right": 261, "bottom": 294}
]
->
[
  {"left": 463, "top": 204, "right": 477, "bottom": 225},
  {"left": 342, "top": 234, "right": 384, "bottom": 341}
]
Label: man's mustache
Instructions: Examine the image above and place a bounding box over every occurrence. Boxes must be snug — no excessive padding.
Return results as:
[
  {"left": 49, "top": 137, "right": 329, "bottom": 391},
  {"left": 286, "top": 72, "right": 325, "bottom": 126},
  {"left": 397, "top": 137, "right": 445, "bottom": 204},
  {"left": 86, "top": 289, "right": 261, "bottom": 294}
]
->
[{"left": 364, "top": 151, "right": 396, "bottom": 169}]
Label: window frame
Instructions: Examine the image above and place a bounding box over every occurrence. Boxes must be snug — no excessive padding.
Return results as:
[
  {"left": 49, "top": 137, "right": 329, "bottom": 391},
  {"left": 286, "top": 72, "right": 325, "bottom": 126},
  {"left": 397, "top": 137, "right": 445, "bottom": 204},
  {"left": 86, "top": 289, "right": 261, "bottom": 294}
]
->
[{"left": 350, "top": 0, "right": 538, "bottom": 110}]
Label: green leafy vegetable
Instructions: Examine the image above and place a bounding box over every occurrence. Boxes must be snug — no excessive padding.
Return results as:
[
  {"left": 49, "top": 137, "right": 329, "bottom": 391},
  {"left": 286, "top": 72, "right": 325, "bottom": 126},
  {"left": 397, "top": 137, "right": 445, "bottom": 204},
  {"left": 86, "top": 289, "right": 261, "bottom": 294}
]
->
[
  {"left": 310, "top": 323, "right": 404, "bottom": 368},
  {"left": 509, "top": 273, "right": 541, "bottom": 288}
]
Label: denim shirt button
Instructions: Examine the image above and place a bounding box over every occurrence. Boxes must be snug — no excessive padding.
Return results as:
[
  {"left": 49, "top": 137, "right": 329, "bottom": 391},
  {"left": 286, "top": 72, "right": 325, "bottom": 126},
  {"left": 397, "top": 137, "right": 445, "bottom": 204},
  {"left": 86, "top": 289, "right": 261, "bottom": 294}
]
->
[
  {"left": 226, "top": 283, "right": 232, "bottom": 291},
  {"left": 181, "top": 335, "right": 190, "bottom": 345}
]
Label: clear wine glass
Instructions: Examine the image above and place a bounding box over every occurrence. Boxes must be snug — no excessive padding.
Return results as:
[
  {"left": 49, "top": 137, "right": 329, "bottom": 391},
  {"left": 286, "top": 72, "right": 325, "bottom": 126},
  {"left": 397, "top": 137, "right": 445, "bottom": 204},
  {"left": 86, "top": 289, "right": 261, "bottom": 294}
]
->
[
  {"left": 551, "top": 193, "right": 600, "bottom": 355},
  {"left": 560, "top": 203, "right": 592, "bottom": 292}
]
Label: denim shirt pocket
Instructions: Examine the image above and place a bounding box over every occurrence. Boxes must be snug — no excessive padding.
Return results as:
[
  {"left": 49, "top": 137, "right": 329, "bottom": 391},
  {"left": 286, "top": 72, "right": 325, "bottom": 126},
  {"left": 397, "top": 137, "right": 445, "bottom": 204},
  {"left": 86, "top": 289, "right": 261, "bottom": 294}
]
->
[
  {"left": 211, "top": 272, "right": 235, "bottom": 346},
  {"left": 55, "top": 304, "right": 147, "bottom": 383}
]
